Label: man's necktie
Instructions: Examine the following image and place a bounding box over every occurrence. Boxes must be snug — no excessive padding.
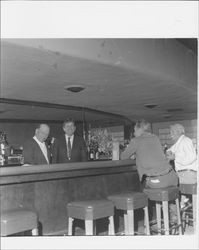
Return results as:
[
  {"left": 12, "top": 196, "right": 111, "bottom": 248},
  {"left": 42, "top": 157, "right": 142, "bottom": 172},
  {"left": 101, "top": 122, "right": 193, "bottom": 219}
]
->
[{"left": 67, "top": 137, "right": 72, "bottom": 160}]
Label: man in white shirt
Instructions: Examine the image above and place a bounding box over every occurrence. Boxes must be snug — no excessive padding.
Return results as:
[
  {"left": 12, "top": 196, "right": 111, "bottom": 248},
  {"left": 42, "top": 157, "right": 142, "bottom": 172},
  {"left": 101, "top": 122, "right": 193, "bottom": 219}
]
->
[
  {"left": 167, "top": 123, "right": 197, "bottom": 183},
  {"left": 23, "top": 124, "right": 51, "bottom": 165},
  {"left": 166, "top": 123, "right": 197, "bottom": 210}
]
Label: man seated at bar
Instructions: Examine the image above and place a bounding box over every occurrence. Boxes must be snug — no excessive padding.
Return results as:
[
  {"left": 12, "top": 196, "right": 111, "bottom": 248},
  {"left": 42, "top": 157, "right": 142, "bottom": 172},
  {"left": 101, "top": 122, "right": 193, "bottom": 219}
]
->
[
  {"left": 22, "top": 124, "right": 51, "bottom": 165},
  {"left": 53, "top": 118, "right": 88, "bottom": 163},
  {"left": 120, "top": 119, "right": 178, "bottom": 189},
  {"left": 166, "top": 123, "right": 197, "bottom": 207}
]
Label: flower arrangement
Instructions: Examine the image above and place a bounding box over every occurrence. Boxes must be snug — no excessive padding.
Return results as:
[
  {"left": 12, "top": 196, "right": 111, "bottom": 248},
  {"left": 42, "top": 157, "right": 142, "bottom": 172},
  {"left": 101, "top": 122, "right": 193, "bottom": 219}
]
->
[{"left": 88, "top": 128, "right": 112, "bottom": 158}]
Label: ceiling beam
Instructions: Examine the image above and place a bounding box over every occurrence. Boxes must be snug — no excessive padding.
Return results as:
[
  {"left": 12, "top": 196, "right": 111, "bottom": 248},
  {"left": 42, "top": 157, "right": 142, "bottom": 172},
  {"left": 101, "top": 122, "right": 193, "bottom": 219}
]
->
[{"left": 0, "top": 98, "right": 132, "bottom": 124}]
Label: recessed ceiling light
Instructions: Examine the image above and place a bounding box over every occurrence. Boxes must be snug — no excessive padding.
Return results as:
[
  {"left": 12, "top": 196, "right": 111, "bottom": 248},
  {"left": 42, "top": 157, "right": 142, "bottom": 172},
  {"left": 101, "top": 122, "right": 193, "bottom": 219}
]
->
[
  {"left": 64, "top": 84, "right": 85, "bottom": 93},
  {"left": 144, "top": 104, "right": 158, "bottom": 109}
]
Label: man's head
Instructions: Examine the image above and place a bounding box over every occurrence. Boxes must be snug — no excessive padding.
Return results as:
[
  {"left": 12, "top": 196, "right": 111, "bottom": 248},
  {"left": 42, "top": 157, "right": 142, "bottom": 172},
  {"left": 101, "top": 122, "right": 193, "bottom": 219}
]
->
[
  {"left": 134, "top": 119, "right": 151, "bottom": 137},
  {"left": 35, "top": 124, "right": 50, "bottom": 143},
  {"left": 169, "top": 124, "right": 185, "bottom": 142},
  {"left": 63, "top": 118, "right": 76, "bottom": 137}
]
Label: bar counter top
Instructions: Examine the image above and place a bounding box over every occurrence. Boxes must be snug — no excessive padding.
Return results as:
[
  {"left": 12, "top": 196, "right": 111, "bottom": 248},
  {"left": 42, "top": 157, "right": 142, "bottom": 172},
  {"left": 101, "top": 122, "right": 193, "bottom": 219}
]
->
[
  {"left": 0, "top": 159, "right": 140, "bottom": 235},
  {"left": 0, "top": 159, "right": 136, "bottom": 185}
]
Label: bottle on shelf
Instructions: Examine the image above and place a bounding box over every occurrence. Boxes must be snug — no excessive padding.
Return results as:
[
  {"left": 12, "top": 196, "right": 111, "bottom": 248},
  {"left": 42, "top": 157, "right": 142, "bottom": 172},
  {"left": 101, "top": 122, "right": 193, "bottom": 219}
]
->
[
  {"left": 89, "top": 150, "right": 95, "bottom": 160},
  {"left": 0, "top": 132, "right": 10, "bottom": 166},
  {"left": 95, "top": 151, "right": 99, "bottom": 160}
]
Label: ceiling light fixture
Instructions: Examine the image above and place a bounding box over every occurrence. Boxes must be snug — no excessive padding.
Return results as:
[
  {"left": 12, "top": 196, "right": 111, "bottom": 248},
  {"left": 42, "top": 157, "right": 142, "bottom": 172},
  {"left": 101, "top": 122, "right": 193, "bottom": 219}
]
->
[
  {"left": 64, "top": 84, "right": 85, "bottom": 93},
  {"left": 144, "top": 104, "right": 158, "bottom": 109}
]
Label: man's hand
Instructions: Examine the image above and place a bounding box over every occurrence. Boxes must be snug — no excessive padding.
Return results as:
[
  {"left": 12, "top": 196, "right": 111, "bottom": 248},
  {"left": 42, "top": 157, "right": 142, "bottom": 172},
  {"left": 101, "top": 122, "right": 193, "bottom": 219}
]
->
[{"left": 166, "top": 150, "right": 175, "bottom": 160}]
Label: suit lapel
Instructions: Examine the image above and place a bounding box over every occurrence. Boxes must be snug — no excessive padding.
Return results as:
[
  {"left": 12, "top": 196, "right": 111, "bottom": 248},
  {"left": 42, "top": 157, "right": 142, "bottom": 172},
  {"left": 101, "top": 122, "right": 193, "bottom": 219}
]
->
[
  {"left": 33, "top": 139, "right": 49, "bottom": 164},
  {"left": 71, "top": 135, "right": 77, "bottom": 156}
]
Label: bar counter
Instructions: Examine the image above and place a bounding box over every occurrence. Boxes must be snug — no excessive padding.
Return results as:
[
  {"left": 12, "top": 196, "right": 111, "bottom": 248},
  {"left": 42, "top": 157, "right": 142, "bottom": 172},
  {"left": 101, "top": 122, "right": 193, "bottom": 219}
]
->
[{"left": 0, "top": 159, "right": 140, "bottom": 235}]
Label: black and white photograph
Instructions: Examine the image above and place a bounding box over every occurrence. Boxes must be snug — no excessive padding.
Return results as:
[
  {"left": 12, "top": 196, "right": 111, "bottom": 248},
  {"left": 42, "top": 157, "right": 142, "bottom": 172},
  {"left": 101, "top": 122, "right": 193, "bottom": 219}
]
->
[{"left": 0, "top": 1, "right": 198, "bottom": 250}]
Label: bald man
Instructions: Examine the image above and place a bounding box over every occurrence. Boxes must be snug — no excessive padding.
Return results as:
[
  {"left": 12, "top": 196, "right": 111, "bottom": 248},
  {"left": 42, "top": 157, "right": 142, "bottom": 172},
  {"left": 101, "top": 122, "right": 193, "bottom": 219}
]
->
[{"left": 23, "top": 124, "right": 51, "bottom": 165}]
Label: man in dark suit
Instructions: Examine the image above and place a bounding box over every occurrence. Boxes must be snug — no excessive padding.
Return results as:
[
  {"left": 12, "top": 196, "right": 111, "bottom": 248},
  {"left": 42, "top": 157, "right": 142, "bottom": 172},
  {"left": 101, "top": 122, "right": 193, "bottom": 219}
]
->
[
  {"left": 53, "top": 118, "right": 88, "bottom": 163},
  {"left": 23, "top": 124, "right": 51, "bottom": 165}
]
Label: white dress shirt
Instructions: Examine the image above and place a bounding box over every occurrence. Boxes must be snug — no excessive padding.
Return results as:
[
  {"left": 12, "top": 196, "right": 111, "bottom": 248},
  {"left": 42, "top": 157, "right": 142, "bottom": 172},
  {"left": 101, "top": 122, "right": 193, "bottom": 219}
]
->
[
  {"left": 168, "top": 135, "right": 197, "bottom": 171},
  {"left": 33, "top": 136, "right": 49, "bottom": 164},
  {"left": 65, "top": 134, "right": 74, "bottom": 149}
]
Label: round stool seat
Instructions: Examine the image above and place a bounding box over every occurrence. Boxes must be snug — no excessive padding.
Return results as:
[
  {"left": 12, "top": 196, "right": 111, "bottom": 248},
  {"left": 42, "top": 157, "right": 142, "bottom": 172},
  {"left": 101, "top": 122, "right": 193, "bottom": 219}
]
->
[
  {"left": 180, "top": 183, "right": 197, "bottom": 195},
  {"left": 144, "top": 186, "right": 179, "bottom": 201},
  {"left": 67, "top": 199, "right": 114, "bottom": 220},
  {"left": 1, "top": 209, "right": 38, "bottom": 236}
]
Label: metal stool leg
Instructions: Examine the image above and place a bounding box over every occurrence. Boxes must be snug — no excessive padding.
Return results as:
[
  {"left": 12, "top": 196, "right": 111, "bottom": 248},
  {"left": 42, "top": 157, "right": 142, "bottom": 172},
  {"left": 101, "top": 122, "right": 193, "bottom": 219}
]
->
[
  {"left": 108, "top": 216, "right": 115, "bottom": 235},
  {"left": 156, "top": 202, "right": 161, "bottom": 235},
  {"left": 31, "top": 228, "right": 38, "bottom": 236},
  {"left": 85, "top": 219, "right": 93, "bottom": 235},
  {"left": 127, "top": 209, "right": 134, "bottom": 235},
  {"left": 181, "top": 209, "right": 186, "bottom": 230},
  {"left": 175, "top": 198, "right": 183, "bottom": 235},
  {"left": 124, "top": 212, "right": 129, "bottom": 235},
  {"left": 144, "top": 206, "right": 150, "bottom": 235},
  {"left": 192, "top": 194, "right": 197, "bottom": 231},
  {"left": 93, "top": 220, "right": 97, "bottom": 235},
  {"left": 68, "top": 217, "right": 74, "bottom": 236},
  {"left": 185, "top": 214, "right": 189, "bottom": 228},
  {"left": 162, "top": 201, "right": 169, "bottom": 235}
]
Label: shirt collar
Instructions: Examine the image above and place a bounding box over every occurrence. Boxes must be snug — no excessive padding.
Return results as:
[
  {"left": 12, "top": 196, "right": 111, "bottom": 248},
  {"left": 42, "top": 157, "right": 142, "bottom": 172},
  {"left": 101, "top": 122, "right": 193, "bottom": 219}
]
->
[
  {"left": 175, "top": 134, "right": 184, "bottom": 144},
  {"left": 65, "top": 134, "right": 74, "bottom": 140}
]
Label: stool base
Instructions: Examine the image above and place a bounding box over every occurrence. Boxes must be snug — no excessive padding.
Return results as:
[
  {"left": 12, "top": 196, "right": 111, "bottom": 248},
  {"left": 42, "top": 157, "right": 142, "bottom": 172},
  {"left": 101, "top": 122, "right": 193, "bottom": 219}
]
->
[
  {"left": 150, "top": 199, "right": 183, "bottom": 235},
  {"left": 68, "top": 216, "right": 115, "bottom": 236},
  {"left": 67, "top": 199, "right": 115, "bottom": 236}
]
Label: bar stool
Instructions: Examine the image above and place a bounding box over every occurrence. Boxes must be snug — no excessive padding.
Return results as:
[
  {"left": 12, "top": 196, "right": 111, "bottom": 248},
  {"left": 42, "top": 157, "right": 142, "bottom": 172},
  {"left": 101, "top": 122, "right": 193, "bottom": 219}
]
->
[
  {"left": 1, "top": 209, "right": 38, "bottom": 236},
  {"left": 67, "top": 199, "right": 115, "bottom": 235},
  {"left": 144, "top": 186, "right": 183, "bottom": 235},
  {"left": 180, "top": 183, "right": 197, "bottom": 232},
  {"left": 108, "top": 192, "right": 150, "bottom": 235}
]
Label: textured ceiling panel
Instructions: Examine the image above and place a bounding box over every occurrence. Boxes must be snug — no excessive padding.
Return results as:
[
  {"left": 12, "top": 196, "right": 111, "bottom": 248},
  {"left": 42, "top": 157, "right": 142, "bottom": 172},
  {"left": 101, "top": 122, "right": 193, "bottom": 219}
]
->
[{"left": 1, "top": 39, "right": 197, "bottom": 123}]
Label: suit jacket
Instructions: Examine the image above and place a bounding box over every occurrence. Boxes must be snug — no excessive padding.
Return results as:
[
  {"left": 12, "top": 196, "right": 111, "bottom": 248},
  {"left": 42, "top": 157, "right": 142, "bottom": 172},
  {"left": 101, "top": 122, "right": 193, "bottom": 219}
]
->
[
  {"left": 53, "top": 134, "right": 88, "bottom": 163},
  {"left": 23, "top": 138, "right": 50, "bottom": 165}
]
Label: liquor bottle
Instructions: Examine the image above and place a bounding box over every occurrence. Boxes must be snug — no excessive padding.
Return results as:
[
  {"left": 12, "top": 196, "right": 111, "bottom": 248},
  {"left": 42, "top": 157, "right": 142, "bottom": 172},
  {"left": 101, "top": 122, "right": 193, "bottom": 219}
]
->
[
  {"left": 89, "top": 150, "right": 95, "bottom": 160},
  {"left": 0, "top": 132, "right": 10, "bottom": 166},
  {"left": 95, "top": 151, "right": 99, "bottom": 160}
]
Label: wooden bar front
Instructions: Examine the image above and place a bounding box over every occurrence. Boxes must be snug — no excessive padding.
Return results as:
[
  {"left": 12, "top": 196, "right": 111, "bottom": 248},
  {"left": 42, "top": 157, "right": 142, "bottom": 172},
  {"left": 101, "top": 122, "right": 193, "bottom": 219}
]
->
[{"left": 0, "top": 159, "right": 140, "bottom": 235}]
